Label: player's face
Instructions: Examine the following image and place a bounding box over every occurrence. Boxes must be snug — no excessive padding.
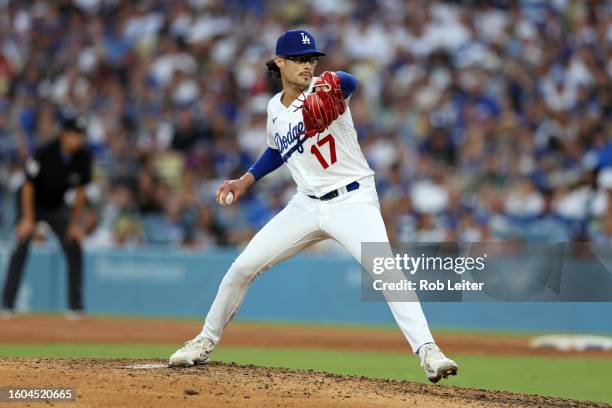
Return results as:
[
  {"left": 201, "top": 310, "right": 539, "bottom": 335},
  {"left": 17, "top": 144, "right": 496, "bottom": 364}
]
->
[
  {"left": 276, "top": 55, "right": 319, "bottom": 88},
  {"left": 61, "top": 130, "right": 84, "bottom": 154}
]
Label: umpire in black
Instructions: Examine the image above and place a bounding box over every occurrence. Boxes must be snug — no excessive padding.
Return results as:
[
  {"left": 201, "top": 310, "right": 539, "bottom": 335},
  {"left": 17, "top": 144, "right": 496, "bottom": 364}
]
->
[{"left": 2, "top": 115, "right": 91, "bottom": 315}]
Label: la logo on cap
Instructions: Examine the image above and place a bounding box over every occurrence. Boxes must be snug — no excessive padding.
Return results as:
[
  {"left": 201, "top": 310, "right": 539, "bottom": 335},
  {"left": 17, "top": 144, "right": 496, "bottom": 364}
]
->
[{"left": 275, "top": 29, "right": 325, "bottom": 57}]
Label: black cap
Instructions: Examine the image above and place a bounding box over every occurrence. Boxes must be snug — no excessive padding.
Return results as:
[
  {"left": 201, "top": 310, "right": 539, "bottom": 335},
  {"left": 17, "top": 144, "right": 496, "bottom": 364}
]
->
[{"left": 62, "top": 116, "right": 88, "bottom": 134}]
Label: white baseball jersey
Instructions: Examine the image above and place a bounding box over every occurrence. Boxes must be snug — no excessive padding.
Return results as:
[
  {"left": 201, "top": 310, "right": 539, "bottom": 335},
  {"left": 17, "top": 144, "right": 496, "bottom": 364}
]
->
[
  {"left": 266, "top": 77, "right": 374, "bottom": 197},
  {"left": 198, "top": 72, "right": 437, "bottom": 359}
]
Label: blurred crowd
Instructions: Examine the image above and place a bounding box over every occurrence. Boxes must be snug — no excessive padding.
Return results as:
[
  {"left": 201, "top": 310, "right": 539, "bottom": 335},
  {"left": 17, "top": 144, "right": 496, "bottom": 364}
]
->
[{"left": 0, "top": 0, "right": 611, "bottom": 250}]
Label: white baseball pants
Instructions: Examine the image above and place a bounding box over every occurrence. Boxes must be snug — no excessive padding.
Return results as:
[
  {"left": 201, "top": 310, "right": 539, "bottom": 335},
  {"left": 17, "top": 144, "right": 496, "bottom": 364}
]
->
[{"left": 201, "top": 176, "right": 435, "bottom": 353}]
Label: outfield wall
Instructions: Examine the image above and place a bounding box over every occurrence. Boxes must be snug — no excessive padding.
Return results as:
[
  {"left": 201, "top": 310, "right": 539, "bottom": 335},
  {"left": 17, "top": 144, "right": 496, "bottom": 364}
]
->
[{"left": 0, "top": 244, "right": 611, "bottom": 333}]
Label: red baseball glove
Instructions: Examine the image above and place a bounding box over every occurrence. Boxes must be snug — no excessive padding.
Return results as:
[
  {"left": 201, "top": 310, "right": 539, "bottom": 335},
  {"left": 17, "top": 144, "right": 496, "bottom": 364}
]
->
[{"left": 302, "top": 71, "right": 346, "bottom": 138}]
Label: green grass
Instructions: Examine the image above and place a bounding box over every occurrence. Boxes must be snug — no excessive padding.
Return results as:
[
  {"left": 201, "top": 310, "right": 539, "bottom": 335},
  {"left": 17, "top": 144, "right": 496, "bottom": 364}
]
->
[{"left": 0, "top": 344, "right": 610, "bottom": 403}]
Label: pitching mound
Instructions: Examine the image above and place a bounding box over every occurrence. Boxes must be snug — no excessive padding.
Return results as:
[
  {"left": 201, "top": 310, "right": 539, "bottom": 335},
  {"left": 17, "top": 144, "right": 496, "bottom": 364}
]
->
[{"left": 0, "top": 358, "right": 604, "bottom": 407}]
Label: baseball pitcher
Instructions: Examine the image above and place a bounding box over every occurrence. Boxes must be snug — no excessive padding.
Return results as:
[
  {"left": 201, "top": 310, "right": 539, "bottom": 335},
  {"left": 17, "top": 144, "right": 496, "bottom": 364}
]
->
[{"left": 169, "top": 29, "right": 458, "bottom": 383}]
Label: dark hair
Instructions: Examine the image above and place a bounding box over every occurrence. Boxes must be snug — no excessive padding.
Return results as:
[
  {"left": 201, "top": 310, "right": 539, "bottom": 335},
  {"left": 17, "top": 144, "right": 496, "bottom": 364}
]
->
[{"left": 266, "top": 59, "right": 281, "bottom": 84}]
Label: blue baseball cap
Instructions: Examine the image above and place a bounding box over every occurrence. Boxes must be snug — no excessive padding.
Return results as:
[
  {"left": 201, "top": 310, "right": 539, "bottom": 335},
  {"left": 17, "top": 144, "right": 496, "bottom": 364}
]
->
[{"left": 275, "top": 29, "right": 326, "bottom": 57}]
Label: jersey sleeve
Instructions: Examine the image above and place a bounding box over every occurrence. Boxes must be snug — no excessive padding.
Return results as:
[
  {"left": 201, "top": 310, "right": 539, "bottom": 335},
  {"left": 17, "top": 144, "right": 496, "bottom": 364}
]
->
[
  {"left": 336, "top": 71, "right": 358, "bottom": 99},
  {"left": 24, "top": 149, "right": 43, "bottom": 182},
  {"left": 248, "top": 147, "right": 284, "bottom": 181}
]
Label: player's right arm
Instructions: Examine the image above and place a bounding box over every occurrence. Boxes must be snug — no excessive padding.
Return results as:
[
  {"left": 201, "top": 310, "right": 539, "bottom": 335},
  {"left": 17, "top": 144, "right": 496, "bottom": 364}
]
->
[
  {"left": 16, "top": 152, "right": 41, "bottom": 240},
  {"left": 215, "top": 147, "right": 284, "bottom": 206}
]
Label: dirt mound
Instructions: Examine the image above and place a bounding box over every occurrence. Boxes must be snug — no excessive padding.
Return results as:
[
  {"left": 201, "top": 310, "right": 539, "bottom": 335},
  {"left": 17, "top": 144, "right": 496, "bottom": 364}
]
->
[
  {"left": 1, "top": 358, "right": 604, "bottom": 408},
  {"left": 2, "top": 315, "right": 612, "bottom": 359}
]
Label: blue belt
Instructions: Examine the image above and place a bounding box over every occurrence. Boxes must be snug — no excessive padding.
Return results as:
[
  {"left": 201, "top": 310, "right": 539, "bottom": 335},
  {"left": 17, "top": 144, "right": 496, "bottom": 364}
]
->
[{"left": 308, "top": 181, "right": 360, "bottom": 201}]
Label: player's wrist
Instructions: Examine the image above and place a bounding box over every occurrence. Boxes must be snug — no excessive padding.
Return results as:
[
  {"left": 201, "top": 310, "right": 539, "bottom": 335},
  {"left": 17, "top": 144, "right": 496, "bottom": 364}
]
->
[
  {"left": 21, "top": 217, "right": 34, "bottom": 225},
  {"left": 241, "top": 172, "right": 256, "bottom": 186}
]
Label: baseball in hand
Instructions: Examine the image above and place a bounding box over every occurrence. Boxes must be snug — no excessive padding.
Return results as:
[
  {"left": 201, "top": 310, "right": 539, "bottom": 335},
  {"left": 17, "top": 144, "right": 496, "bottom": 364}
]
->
[{"left": 223, "top": 191, "right": 234, "bottom": 206}]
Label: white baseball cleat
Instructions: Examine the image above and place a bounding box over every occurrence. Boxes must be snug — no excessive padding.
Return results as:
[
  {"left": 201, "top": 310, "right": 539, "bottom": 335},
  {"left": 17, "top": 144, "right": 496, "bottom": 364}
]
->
[
  {"left": 1, "top": 308, "right": 15, "bottom": 320},
  {"left": 418, "top": 343, "right": 458, "bottom": 383},
  {"left": 169, "top": 335, "right": 215, "bottom": 367},
  {"left": 65, "top": 309, "right": 86, "bottom": 321}
]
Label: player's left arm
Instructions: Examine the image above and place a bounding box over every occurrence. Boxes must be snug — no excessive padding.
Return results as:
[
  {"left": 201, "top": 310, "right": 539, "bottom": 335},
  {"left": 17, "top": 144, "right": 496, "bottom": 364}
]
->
[
  {"left": 303, "top": 71, "right": 357, "bottom": 138},
  {"left": 66, "top": 151, "right": 92, "bottom": 243},
  {"left": 335, "top": 71, "right": 358, "bottom": 99},
  {"left": 66, "top": 187, "right": 86, "bottom": 243}
]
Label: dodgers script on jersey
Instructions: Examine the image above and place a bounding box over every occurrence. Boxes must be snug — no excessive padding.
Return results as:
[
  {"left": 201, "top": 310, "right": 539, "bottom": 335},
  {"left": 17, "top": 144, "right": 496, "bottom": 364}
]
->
[{"left": 266, "top": 76, "right": 374, "bottom": 197}]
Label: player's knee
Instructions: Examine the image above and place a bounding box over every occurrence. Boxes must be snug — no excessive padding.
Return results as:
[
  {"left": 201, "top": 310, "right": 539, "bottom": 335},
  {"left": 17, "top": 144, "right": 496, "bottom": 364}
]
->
[{"left": 224, "top": 257, "right": 262, "bottom": 286}]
